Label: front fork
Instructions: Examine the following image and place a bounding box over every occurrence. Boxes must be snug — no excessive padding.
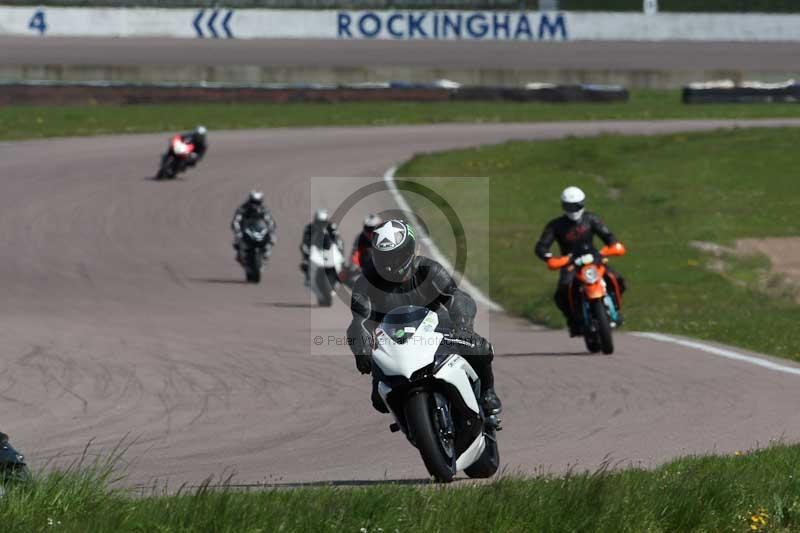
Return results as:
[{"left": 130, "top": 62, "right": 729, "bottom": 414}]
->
[{"left": 583, "top": 293, "right": 620, "bottom": 329}]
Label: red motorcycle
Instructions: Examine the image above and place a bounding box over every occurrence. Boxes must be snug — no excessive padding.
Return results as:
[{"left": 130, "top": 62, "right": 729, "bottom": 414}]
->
[{"left": 155, "top": 135, "right": 196, "bottom": 180}]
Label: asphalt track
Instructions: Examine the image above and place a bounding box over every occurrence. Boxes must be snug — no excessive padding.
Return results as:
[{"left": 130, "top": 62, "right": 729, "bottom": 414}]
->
[
  {"left": 3, "top": 37, "right": 800, "bottom": 70},
  {"left": 3, "top": 119, "right": 800, "bottom": 488}
]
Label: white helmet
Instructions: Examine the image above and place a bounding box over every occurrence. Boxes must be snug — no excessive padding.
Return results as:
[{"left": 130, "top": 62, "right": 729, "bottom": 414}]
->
[
  {"left": 248, "top": 190, "right": 264, "bottom": 205},
  {"left": 314, "top": 208, "right": 329, "bottom": 223},
  {"left": 561, "top": 186, "right": 586, "bottom": 222},
  {"left": 363, "top": 214, "right": 383, "bottom": 233},
  {"left": 195, "top": 125, "right": 207, "bottom": 137}
]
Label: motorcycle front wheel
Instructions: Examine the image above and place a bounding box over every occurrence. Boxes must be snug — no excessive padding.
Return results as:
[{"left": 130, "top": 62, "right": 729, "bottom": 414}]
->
[
  {"left": 404, "top": 391, "right": 456, "bottom": 482},
  {"left": 464, "top": 428, "right": 499, "bottom": 479},
  {"left": 245, "top": 250, "right": 262, "bottom": 283},
  {"left": 590, "top": 299, "right": 614, "bottom": 354}
]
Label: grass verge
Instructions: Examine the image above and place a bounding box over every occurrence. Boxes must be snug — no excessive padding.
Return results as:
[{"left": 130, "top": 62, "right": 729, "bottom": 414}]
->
[
  {"left": 396, "top": 127, "right": 800, "bottom": 360},
  {"left": 2, "top": 444, "right": 800, "bottom": 532},
  {"left": 5, "top": 90, "right": 800, "bottom": 141}
]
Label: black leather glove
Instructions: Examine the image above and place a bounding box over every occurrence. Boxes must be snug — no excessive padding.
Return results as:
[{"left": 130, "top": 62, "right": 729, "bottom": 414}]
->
[{"left": 354, "top": 353, "right": 372, "bottom": 374}]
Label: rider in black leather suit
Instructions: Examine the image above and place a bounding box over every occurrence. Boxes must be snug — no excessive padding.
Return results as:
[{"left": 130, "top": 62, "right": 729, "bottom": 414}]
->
[
  {"left": 535, "top": 186, "right": 625, "bottom": 335},
  {"left": 347, "top": 219, "right": 502, "bottom": 415}
]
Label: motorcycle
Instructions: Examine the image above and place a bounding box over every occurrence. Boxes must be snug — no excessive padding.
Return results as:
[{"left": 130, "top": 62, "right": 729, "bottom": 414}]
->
[
  {"left": 0, "top": 432, "right": 29, "bottom": 489},
  {"left": 372, "top": 305, "right": 501, "bottom": 482},
  {"left": 307, "top": 234, "right": 344, "bottom": 307},
  {"left": 155, "top": 135, "right": 196, "bottom": 180},
  {"left": 547, "top": 243, "right": 626, "bottom": 355},
  {"left": 238, "top": 218, "right": 272, "bottom": 284}
]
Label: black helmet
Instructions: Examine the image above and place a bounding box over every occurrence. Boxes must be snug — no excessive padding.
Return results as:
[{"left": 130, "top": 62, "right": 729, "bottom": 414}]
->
[{"left": 372, "top": 220, "right": 417, "bottom": 283}]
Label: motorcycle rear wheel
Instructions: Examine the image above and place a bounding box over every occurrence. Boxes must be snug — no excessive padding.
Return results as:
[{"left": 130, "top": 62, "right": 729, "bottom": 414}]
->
[{"left": 405, "top": 391, "right": 456, "bottom": 482}]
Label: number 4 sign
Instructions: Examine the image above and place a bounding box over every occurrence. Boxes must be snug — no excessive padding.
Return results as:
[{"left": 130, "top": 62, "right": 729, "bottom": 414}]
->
[{"left": 29, "top": 10, "right": 47, "bottom": 35}]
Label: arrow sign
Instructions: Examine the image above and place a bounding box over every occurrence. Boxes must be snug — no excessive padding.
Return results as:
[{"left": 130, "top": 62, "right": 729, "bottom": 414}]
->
[
  {"left": 207, "top": 9, "right": 219, "bottom": 38},
  {"left": 193, "top": 9, "right": 234, "bottom": 39},
  {"left": 222, "top": 10, "right": 234, "bottom": 39},
  {"left": 193, "top": 9, "right": 204, "bottom": 38}
]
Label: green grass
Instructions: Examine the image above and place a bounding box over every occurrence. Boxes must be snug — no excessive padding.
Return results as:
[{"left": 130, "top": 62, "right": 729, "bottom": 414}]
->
[
  {"left": 397, "top": 127, "right": 800, "bottom": 360},
  {"left": 5, "top": 90, "right": 800, "bottom": 141},
  {"left": 3, "top": 444, "right": 800, "bottom": 532}
]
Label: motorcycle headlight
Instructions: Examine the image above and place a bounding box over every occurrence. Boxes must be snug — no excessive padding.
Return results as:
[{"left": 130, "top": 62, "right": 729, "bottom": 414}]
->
[{"left": 583, "top": 265, "right": 600, "bottom": 284}]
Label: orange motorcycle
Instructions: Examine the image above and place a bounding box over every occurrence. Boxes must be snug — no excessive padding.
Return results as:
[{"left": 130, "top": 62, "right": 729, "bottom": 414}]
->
[{"left": 547, "top": 243, "right": 626, "bottom": 354}]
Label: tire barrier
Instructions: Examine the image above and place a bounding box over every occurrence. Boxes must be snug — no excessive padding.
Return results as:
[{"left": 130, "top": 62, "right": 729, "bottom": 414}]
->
[
  {"left": 682, "top": 79, "right": 800, "bottom": 104},
  {"left": 0, "top": 80, "right": 629, "bottom": 105}
]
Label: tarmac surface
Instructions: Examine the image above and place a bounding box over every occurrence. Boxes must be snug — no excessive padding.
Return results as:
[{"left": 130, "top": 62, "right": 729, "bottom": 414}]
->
[
  {"left": 3, "top": 119, "right": 800, "bottom": 487},
  {"left": 3, "top": 37, "right": 800, "bottom": 71}
]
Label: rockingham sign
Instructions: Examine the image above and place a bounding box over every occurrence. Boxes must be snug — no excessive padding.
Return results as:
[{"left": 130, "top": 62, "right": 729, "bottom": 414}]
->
[
  {"left": 0, "top": 7, "right": 799, "bottom": 41},
  {"left": 336, "top": 11, "right": 567, "bottom": 40}
]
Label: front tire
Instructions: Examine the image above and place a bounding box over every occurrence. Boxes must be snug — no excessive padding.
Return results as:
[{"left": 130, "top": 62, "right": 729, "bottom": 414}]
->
[
  {"left": 404, "top": 392, "right": 456, "bottom": 482},
  {"left": 590, "top": 299, "right": 614, "bottom": 354},
  {"left": 314, "top": 268, "right": 333, "bottom": 307},
  {"left": 584, "top": 334, "right": 601, "bottom": 354},
  {"left": 245, "top": 250, "right": 261, "bottom": 283},
  {"left": 464, "top": 429, "right": 500, "bottom": 479}
]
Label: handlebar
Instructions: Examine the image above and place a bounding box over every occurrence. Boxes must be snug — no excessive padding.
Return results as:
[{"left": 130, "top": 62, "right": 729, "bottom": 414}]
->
[{"left": 546, "top": 242, "right": 626, "bottom": 271}]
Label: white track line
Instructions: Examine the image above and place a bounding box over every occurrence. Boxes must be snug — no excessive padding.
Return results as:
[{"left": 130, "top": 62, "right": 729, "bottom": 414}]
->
[
  {"left": 385, "top": 166, "right": 800, "bottom": 378},
  {"left": 382, "top": 165, "right": 503, "bottom": 312},
  {"left": 632, "top": 332, "right": 800, "bottom": 377}
]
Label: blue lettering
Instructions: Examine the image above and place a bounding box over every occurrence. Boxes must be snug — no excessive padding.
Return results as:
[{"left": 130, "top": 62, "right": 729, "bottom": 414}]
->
[
  {"left": 28, "top": 10, "right": 47, "bottom": 35},
  {"left": 337, "top": 12, "right": 352, "bottom": 37},
  {"left": 466, "top": 13, "right": 488, "bottom": 39},
  {"left": 387, "top": 13, "right": 403, "bottom": 38},
  {"left": 514, "top": 14, "right": 532, "bottom": 40},
  {"left": 408, "top": 12, "right": 427, "bottom": 38},
  {"left": 443, "top": 13, "right": 461, "bottom": 38},
  {"left": 538, "top": 13, "right": 567, "bottom": 40},
  {"left": 358, "top": 12, "right": 381, "bottom": 38},
  {"left": 433, "top": 12, "right": 440, "bottom": 38},
  {"left": 492, "top": 13, "right": 510, "bottom": 39}
]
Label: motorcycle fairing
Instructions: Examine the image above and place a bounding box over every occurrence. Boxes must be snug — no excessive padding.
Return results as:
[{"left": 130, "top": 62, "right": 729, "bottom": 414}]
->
[
  {"left": 455, "top": 432, "right": 486, "bottom": 471},
  {"left": 433, "top": 354, "right": 480, "bottom": 414},
  {"left": 372, "top": 326, "right": 443, "bottom": 380}
]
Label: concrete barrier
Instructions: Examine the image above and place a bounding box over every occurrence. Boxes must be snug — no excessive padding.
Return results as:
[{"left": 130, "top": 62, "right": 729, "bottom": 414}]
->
[
  {"left": 682, "top": 79, "right": 800, "bottom": 104},
  {"left": 0, "top": 80, "right": 629, "bottom": 105},
  {"left": 4, "top": 64, "right": 800, "bottom": 90},
  {"left": 3, "top": 7, "right": 800, "bottom": 41}
]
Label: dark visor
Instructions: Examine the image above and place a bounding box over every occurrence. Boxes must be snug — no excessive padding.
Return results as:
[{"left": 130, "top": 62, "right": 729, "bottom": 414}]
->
[{"left": 562, "top": 201, "right": 584, "bottom": 213}]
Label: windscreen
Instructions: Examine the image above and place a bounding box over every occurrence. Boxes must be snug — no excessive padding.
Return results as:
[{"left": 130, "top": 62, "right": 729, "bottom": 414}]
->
[
  {"left": 244, "top": 218, "right": 267, "bottom": 233},
  {"left": 378, "top": 305, "right": 430, "bottom": 341}
]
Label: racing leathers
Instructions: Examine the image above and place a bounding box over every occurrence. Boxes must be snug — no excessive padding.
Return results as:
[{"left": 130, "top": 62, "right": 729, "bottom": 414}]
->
[
  {"left": 347, "top": 256, "right": 500, "bottom": 414},
  {"left": 534, "top": 211, "right": 625, "bottom": 333},
  {"left": 231, "top": 203, "right": 277, "bottom": 261},
  {"left": 300, "top": 221, "right": 344, "bottom": 281},
  {"left": 351, "top": 231, "right": 373, "bottom": 269}
]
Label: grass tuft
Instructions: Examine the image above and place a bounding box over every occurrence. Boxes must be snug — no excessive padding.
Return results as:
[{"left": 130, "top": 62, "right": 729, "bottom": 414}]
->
[{"left": 4, "top": 444, "right": 800, "bottom": 531}]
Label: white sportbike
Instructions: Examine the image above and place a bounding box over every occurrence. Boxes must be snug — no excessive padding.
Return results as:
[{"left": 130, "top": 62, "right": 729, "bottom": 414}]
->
[
  {"left": 372, "top": 305, "right": 501, "bottom": 482},
  {"left": 307, "top": 239, "right": 344, "bottom": 307}
]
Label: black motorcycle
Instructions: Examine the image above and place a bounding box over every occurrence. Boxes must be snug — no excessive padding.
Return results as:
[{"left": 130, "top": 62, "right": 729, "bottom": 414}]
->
[
  {"left": 239, "top": 218, "right": 271, "bottom": 284},
  {"left": 0, "top": 432, "right": 29, "bottom": 487}
]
